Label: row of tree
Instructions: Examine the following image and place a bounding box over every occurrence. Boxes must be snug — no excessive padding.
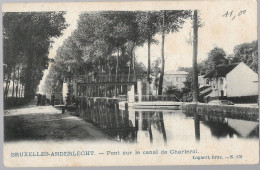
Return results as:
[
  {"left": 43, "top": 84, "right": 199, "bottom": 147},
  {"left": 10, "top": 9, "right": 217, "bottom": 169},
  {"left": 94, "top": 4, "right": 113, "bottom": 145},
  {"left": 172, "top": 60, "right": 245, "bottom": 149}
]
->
[
  {"left": 45, "top": 10, "right": 193, "bottom": 96},
  {"left": 3, "top": 12, "right": 68, "bottom": 101}
]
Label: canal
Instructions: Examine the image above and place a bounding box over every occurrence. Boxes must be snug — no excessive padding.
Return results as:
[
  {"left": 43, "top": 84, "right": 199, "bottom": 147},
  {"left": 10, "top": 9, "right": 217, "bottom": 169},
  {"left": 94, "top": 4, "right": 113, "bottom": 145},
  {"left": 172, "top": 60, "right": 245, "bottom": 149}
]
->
[{"left": 80, "top": 100, "right": 259, "bottom": 146}]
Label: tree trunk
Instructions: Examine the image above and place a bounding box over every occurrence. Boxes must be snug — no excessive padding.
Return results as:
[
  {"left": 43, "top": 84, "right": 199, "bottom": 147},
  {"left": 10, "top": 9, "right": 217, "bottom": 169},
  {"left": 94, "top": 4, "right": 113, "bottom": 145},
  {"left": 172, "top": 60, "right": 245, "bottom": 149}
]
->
[
  {"left": 192, "top": 10, "right": 199, "bottom": 102},
  {"left": 158, "top": 11, "right": 166, "bottom": 95},
  {"left": 4, "top": 79, "right": 10, "bottom": 98},
  {"left": 21, "top": 85, "right": 24, "bottom": 98},
  {"left": 7, "top": 81, "right": 10, "bottom": 98},
  {"left": 5, "top": 38, "right": 13, "bottom": 98},
  {"left": 116, "top": 47, "right": 119, "bottom": 80},
  {"left": 24, "top": 47, "right": 33, "bottom": 100},
  {"left": 4, "top": 71, "right": 11, "bottom": 98},
  {"left": 16, "top": 67, "right": 20, "bottom": 99},
  {"left": 129, "top": 42, "right": 135, "bottom": 80},
  {"left": 19, "top": 83, "right": 21, "bottom": 98},
  {"left": 4, "top": 80, "right": 8, "bottom": 98},
  {"left": 24, "top": 68, "right": 32, "bottom": 100},
  {"left": 147, "top": 37, "right": 151, "bottom": 83},
  {"left": 133, "top": 50, "right": 136, "bottom": 76},
  {"left": 128, "top": 60, "right": 131, "bottom": 82},
  {"left": 18, "top": 67, "right": 22, "bottom": 98},
  {"left": 12, "top": 66, "right": 15, "bottom": 98}
]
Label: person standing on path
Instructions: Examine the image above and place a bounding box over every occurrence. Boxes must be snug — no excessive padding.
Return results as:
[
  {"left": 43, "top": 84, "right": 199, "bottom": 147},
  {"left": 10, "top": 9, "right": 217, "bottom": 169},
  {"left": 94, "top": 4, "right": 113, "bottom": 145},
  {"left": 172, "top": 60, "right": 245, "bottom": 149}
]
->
[
  {"left": 51, "top": 93, "right": 55, "bottom": 106},
  {"left": 37, "top": 94, "right": 42, "bottom": 106}
]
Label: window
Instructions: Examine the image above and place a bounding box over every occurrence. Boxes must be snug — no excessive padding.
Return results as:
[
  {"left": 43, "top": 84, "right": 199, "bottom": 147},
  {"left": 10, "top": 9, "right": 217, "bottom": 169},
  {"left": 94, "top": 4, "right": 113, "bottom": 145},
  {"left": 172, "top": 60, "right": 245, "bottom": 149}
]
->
[{"left": 220, "top": 78, "right": 223, "bottom": 85}]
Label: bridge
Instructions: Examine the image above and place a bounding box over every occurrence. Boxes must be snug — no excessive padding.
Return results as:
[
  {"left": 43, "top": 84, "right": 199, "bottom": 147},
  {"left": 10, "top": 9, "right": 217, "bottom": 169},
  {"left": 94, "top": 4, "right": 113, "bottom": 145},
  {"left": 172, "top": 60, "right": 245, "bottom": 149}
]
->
[
  {"left": 67, "top": 74, "right": 147, "bottom": 84},
  {"left": 62, "top": 73, "right": 181, "bottom": 113},
  {"left": 66, "top": 74, "right": 147, "bottom": 98}
]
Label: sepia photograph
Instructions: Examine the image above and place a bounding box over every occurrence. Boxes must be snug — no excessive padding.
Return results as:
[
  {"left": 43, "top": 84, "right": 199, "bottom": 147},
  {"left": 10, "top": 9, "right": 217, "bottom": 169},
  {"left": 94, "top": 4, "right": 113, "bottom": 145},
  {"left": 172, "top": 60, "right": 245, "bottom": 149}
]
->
[{"left": 2, "top": 0, "right": 259, "bottom": 167}]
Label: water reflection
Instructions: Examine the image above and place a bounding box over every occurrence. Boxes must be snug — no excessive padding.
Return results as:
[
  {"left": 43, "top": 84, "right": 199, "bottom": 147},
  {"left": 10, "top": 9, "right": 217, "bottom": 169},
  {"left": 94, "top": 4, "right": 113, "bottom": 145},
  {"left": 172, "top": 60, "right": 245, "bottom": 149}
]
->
[
  {"left": 194, "top": 113, "right": 200, "bottom": 141},
  {"left": 200, "top": 115, "right": 238, "bottom": 138},
  {"left": 198, "top": 114, "right": 259, "bottom": 139},
  {"left": 136, "top": 111, "right": 167, "bottom": 145},
  {"left": 85, "top": 103, "right": 259, "bottom": 145}
]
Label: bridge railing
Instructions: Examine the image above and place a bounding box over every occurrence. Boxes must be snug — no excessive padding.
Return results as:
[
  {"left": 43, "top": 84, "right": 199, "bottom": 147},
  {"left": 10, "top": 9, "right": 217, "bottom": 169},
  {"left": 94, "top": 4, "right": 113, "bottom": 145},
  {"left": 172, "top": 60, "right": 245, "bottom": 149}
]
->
[
  {"left": 134, "top": 95, "right": 181, "bottom": 102},
  {"left": 66, "top": 74, "right": 147, "bottom": 83}
]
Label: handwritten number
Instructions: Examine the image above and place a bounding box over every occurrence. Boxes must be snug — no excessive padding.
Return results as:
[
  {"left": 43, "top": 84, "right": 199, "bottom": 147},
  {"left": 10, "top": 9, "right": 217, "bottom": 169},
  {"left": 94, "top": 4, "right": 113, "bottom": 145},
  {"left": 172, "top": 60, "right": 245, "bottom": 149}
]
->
[
  {"left": 222, "top": 10, "right": 233, "bottom": 17},
  {"left": 238, "top": 10, "right": 246, "bottom": 16},
  {"left": 223, "top": 10, "right": 246, "bottom": 21}
]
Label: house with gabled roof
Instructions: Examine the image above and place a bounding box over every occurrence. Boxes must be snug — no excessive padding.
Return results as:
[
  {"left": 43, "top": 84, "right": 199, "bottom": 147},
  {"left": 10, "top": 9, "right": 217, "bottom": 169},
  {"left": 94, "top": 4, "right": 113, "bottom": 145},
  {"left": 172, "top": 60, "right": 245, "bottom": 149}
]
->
[{"left": 203, "top": 62, "right": 258, "bottom": 101}]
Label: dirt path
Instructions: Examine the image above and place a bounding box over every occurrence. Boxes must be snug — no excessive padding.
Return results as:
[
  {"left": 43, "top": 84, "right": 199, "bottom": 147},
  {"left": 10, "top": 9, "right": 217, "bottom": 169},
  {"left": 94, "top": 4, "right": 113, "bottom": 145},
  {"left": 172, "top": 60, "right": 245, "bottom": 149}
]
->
[{"left": 4, "top": 104, "right": 112, "bottom": 142}]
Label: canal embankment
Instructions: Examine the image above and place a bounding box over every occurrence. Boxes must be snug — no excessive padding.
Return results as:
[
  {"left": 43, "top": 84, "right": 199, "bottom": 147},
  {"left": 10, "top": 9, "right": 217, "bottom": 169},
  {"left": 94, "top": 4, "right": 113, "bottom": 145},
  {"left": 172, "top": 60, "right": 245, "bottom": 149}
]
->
[
  {"left": 75, "top": 97, "right": 259, "bottom": 122},
  {"left": 182, "top": 102, "right": 259, "bottom": 121}
]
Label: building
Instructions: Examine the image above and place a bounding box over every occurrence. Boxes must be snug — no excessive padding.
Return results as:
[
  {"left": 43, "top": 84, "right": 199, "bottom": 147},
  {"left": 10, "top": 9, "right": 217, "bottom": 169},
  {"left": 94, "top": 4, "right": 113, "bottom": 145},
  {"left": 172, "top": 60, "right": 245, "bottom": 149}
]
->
[
  {"left": 198, "top": 75, "right": 206, "bottom": 88},
  {"left": 203, "top": 62, "right": 258, "bottom": 100},
  {"left": 163, "top": 71, "right": 189, "bottom": 91}
]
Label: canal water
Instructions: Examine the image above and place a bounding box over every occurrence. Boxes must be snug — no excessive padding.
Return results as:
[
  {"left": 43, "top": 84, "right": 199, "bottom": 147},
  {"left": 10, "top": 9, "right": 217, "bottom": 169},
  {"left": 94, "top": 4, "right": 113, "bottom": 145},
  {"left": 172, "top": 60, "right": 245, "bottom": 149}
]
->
[{"left": 83, "top": 102, "right": 259, "bottom": 146}]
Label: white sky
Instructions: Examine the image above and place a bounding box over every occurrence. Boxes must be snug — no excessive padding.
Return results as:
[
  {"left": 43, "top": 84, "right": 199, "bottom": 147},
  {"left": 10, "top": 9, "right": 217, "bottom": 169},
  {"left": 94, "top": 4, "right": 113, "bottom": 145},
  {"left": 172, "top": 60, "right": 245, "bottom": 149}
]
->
[
  {"left": 136, "top": 8, "right": 257, "bottom": 71},
  {"left": 38, "top": 11, "right": 80, "bottom": 94},
  {"left": 38, "top": 7, "right": 257, "bottom": 94}
]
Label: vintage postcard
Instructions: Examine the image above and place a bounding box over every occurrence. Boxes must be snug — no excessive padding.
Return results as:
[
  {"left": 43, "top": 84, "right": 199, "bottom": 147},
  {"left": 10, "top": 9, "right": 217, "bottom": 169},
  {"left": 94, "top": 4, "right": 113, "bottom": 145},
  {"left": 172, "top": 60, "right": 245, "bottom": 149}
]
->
[{"left": 2, "top": 0, "right": 259, "bottom": 167}]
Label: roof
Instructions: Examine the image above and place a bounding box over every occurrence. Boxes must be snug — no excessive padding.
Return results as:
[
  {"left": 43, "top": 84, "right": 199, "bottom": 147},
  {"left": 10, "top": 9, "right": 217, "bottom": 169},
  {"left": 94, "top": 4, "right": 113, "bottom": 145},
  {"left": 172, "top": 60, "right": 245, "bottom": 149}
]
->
[
  {"left": 203, "top": 63, "right": 239, "bottom": 78},
  {"left": 165, "top": 71, "right": 189, "bottom": 75}
]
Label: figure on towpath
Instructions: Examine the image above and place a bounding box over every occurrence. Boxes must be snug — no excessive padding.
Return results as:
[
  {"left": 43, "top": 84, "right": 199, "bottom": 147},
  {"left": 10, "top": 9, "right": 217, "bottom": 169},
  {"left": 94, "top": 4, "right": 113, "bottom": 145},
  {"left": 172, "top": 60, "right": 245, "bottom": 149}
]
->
[
  {"left": 51, "top": 93, "right": 55, "bottom": 106},
  {"left": 41, "top": 95, "right": 46, "bottom": 106},
  {"left": 37, "top": 94, "right": 42, "bottom": 106}
]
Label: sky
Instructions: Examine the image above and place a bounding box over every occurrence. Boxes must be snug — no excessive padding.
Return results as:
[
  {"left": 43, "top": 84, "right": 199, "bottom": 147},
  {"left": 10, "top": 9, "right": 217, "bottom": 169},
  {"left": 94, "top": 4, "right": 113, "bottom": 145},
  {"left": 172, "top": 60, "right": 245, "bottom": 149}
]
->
[
  {"left": 135, "top": 8, "right": 257, "bottom": 71},
  {"left": 38, "top": 11, "right": 80, "bottom": 94},
  {"left": 38, "top": 5, "right": 257, "bottom": 94}
]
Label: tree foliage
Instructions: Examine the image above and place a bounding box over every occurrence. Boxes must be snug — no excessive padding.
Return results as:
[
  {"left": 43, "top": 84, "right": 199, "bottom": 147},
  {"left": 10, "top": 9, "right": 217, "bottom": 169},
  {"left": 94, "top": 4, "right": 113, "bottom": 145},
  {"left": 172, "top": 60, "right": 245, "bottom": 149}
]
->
[
  {"left": 44, "top": 11, "right": 192, "bottom": 96},
  {"left": 232, "top": 40, "right": 258, "bottom": 73},
  {"left": 3, "top": 12, "right": 68, "bottom": 100},
  {"left": 199, "top": 47, "right": 228, "bottom": 75}
]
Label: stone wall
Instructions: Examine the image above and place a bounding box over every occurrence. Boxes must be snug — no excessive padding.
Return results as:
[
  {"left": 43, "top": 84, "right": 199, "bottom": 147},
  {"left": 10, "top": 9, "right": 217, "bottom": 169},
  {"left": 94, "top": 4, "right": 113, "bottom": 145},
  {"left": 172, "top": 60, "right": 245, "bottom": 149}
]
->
[{"left": 183, "top": 103, "right": 259, "bottom": 121}]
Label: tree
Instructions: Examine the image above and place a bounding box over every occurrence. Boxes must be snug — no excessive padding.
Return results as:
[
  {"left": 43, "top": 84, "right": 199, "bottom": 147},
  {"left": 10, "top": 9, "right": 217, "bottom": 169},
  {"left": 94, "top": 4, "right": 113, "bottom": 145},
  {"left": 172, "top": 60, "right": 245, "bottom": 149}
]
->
[
  {"left": 165, "top": 85, "right": 181, "bottom": 96},
  {"left": 151, "top": 58, "right": 161, "bottom": 95},
  {"left": 44, "top": 11, "right": 148, "bottom": 96},
  {"left": 74, "top": 12, "right": 141, "bottom": 77},
  {"left": 199, "top": 47, "right": 228, "bottom": 75},
  {"left": 3, "top": 12, "right": 68, "bottom": 100},
  {"left": 157, "top": 10, "right": 191, "bottom": 95},
  {"left": 136, "top": 12, "right": 159, "bottom": 82},
  {"left": 232, "top": 40, "right": 258, "bottom": 73},
  {"left": 192, "top": 10, "right": 199, "bottom": 102}
]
